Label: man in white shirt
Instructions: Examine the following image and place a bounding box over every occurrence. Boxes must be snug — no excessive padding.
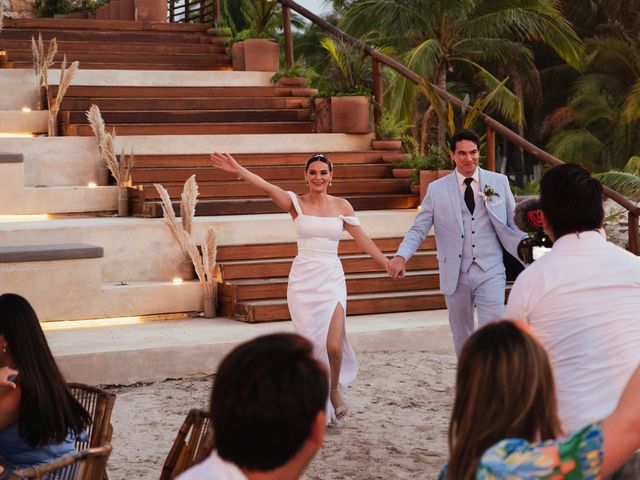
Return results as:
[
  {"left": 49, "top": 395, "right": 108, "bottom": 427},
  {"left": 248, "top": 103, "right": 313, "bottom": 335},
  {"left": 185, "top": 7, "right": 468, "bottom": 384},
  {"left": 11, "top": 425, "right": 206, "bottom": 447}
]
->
[
  {"left": 177, "top": 333, "right": 327, "bottom": 480},
  {"left": 505, "top": 163, "right": 640, "bottom": 479}
]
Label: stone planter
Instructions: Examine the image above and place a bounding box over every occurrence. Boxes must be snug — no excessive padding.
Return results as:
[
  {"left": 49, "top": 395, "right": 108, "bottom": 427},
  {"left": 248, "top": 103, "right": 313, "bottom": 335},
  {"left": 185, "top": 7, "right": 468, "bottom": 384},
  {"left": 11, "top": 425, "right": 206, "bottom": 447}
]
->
[
  {"left": 276, "top": 77, "right": 307, "bottom": 88},
  {"left": 203, "top": 293, "right": 216, "bottom": 318},
  {"left": 231, "top": 42, "right": 245, "bottom": 71},
  {"left": 313, "top": 97, "right": 332, "bottom": 134},
  {"left": 109, "top": 0, "right": 120, "bottom": 19},
  {"left": 119, "top": 0, "right": 135, "bottom": 20},
  {"left": 232, "top": 39, "right": 279, "bottom": 72},
  {"left": 117, "top": 186, "right": 129, "bottom": 217},
  {"left": 392, "top": 168, "right": 413, "bottom": 178},
  {"left": 372, "top": 139, "right": 402, "bottom": 151},
  {"left": 419, "top": 169, "right": 452, "bottom": 202},
  {"left": 134, "top": 0, "right": 167, "bottom": 22},
  {"left": 331, "top": 96, "right": 370, "bottom": 134}
]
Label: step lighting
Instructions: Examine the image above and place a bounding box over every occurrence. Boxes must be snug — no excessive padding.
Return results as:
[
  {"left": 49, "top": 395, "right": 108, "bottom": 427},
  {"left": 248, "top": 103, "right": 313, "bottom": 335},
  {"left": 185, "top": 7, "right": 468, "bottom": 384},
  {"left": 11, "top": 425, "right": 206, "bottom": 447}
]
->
[
  {"left": 0, "top": 133, "right": 35, "bottom": 138},
  {"left": 172, "top": 277, "right": 184, "bottom": 284},
  {"left": 0, "top": 214, "right": 50, "bottom": 222},
  {"left": 21, "top": 107, "right": 32, "bottom": 113},
  {"left": 87, "top": 182, "right": 97, "bottom": 188}
]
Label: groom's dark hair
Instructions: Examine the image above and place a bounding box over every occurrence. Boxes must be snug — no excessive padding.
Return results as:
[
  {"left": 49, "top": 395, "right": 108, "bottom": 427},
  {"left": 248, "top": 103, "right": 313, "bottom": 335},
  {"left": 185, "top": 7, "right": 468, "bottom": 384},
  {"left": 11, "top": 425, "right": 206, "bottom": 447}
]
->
[
  {"left": 449, "top": 129, "right": 480, "bottom": 152},
  {"left": 211, "top": 333, "right": 327, "bottom": 471},
  {"left": 540, "top": 163, "right": 603, "bottom": 239}
]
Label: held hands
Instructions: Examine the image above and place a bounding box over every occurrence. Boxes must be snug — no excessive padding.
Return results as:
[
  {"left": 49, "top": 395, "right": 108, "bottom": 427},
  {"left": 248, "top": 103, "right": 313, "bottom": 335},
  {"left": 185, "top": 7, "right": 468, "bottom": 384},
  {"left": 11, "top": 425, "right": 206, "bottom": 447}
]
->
[
  {"left": 0, "top": 366, "right": 18, "bottom": 389},
  {"left": 387, "top": 256, "right": 406, "bottom": 280}
]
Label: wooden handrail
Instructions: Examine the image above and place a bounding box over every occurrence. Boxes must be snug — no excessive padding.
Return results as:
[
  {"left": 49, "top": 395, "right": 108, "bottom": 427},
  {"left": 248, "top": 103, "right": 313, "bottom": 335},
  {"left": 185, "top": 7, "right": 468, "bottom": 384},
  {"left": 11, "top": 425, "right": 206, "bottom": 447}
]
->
[{"left": 277, "top": 0, "right": 640, "bottom": 253}]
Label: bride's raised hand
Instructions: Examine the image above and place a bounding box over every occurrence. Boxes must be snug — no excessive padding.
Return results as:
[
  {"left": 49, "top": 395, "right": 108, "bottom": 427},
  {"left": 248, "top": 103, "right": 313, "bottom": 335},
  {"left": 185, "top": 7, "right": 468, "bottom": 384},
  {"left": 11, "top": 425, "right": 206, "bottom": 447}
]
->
[{"left": 210, "top": 152, "right": 241, "bottom": 174}]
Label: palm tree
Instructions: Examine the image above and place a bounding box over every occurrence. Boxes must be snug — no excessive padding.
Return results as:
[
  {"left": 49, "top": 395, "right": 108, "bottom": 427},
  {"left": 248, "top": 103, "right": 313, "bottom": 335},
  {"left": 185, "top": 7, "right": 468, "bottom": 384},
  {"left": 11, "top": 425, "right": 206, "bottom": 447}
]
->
[{"left": 336, "top": 0, "right": 583, "bottom": 150}]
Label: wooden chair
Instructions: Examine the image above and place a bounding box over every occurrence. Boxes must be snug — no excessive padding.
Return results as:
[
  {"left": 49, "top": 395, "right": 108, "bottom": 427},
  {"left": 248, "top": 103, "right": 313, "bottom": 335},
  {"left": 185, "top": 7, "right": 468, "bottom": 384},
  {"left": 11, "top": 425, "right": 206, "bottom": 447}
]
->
[
  {"left": 160, "top": 409, "right": 215, "bottom": 480},
  {"left": 68, "top": 384, "right": 116, "bottom": 450},
  {"left": 9, "top": 444, "right": 112, "bottom": 480}
]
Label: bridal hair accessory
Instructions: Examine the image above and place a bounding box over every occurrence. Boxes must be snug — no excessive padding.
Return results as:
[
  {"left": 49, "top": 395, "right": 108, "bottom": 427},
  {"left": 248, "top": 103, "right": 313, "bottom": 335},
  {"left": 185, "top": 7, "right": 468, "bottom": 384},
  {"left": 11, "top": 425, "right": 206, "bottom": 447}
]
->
[{"left": 305, "top": 153, "right": 333, "bottom": 171}]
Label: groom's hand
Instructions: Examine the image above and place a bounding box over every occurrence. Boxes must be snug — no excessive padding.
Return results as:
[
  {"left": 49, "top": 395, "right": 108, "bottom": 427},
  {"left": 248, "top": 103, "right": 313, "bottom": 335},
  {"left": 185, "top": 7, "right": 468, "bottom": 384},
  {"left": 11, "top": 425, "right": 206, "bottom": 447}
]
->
[{"left": 388, "top": 256, "right": 406, "bottom": 280}]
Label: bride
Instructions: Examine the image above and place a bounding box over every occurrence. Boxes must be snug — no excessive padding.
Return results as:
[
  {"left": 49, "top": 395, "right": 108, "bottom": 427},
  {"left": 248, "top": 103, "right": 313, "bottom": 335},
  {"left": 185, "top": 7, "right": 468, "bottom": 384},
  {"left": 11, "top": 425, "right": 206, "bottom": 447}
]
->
[{"left": 211, "top": 152, "right": 390, "bottom": 424}]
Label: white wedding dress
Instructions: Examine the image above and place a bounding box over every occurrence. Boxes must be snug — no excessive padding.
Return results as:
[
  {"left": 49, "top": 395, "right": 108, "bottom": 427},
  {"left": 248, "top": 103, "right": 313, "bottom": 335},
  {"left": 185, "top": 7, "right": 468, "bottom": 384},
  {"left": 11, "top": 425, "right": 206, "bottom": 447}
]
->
[{"left": 286, "top": 191, "right": 359, "bottom": 424}]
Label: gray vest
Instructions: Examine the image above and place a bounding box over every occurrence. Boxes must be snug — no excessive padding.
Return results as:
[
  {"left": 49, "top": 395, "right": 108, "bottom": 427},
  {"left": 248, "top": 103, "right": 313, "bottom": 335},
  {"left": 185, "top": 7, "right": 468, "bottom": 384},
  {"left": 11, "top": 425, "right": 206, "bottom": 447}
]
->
[{"left": 460, "top": 194, "right": 503, "bottom": 272}]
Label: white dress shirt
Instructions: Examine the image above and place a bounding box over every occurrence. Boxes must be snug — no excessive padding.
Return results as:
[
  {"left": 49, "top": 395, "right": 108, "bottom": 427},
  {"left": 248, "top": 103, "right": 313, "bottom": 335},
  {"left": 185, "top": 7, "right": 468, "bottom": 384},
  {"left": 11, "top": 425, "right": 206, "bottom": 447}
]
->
[
  {"left": 455, "top": 168, "right": 480, "bottom": 198},
  {"left": 505, "top": 231, "right": 640, "bottom": 433},
  {"left": 176, "top": 451, "right": 247, "bottom": 480}
]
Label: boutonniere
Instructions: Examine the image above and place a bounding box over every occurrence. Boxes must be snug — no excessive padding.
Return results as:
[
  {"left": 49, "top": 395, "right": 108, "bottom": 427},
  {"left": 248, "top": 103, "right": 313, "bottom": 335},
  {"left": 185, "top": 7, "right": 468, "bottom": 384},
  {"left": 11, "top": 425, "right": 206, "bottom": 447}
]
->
[{"left": 478, "top": 185, "right": 501, "bottom": 204}]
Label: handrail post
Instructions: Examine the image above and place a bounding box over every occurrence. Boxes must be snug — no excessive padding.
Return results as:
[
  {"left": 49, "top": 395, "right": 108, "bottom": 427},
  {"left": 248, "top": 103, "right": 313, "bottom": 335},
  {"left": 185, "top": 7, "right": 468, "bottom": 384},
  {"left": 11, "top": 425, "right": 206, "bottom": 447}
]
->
[
  {"left": 486, "top": 126, "right": 496, "bottom": 172},
  {"left": 213, "top": 0, "right": 220, "bottom": 26},
  {"left": 629, "top": 212, "right": 640, "bottom": 255},
  {"left": 372, "top": 57, "right": 383, "bottom": 131},
  {"left": 283, "top": 6, "right": 294, "bottom": 68}
]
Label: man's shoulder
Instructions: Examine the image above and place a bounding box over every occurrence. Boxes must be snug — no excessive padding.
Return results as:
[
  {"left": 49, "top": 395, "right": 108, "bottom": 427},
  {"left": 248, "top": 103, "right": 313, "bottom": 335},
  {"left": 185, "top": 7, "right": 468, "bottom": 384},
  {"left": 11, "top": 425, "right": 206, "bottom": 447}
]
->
[
  {"left": 481, "top": 168, "right": 509, "bottom": 184},
  {"left": 427, "top": 172, "right": 455, "bottom": 191}
]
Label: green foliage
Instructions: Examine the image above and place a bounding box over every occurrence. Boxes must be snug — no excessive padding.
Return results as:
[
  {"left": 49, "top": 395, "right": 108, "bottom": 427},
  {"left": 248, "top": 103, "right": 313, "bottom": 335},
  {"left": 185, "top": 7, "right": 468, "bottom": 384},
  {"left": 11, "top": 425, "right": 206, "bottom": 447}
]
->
[
  {"left": 33, "top": 0, "right": 71, "bottom": 17},
  {"left": 270, "top": 62, "right": 317, "bottom": 84},
  {"left": 377, "top": 111, "right": 411, "bottom": 140},
  {"left": 593, "top": 171, "right": 640, "bottom": 201},
  {"left": 319, "top": 36, "right": 372, "bottom": 96},
  {"left": 511, "top": 180, "right": 541, "bottom": 196},
  {"left": 241, "top": 0, "right": 280, "bottom": 39}
]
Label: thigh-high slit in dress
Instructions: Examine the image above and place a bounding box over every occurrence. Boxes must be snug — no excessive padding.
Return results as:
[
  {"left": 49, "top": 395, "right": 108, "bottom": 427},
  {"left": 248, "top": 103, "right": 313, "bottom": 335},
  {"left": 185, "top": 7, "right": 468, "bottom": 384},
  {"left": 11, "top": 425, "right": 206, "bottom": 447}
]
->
[{"left": 286, "top": 191, "right": 359, "bottom": 424}]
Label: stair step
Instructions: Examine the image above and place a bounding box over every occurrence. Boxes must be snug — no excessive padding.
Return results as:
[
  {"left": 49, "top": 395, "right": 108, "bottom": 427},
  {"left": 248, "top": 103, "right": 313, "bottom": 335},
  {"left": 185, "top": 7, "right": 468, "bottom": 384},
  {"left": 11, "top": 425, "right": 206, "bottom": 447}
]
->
[
  {"left": 10, "top": 61, "right": 230, "bottom": 70},
  {"left": 131, "top": 164, "right": 393, "bottom": 183},
  {"left": 67, "top": 122, "right": 314, "bottom": 136},
  {"left": 139, "top": 178, "right": 411, "bottom": 200},
  {"left": 65, "top": 109, "right": 311, "bottom": 124},
  {"left": 2, "top": 18, "right": 213, "bottom": 32},
  {"left": 220, "top": 270, "right": 440, "bottom": 302},
  {"left": 60, "top": 97, "right": 310, "bottom": 111},
  {"left": 0, "top": 28, "right": 211, "bottom": 44},
  {"left": 218, "top": 252, "right": 436, "bottom": 281},
  {"left": 0, "top": 39, "right": 225, "bottom": 54},
  {"left": 133, "top": 152, "right": 392, "bottom": 168},
  {"left": 54, "top": 86, "right": 308, "bottom": 98},
  {"left": 7, "top": 50, "right": 229, "bottom": 66},
  {"left": 216, "top": 237, "right": 435, "bottom": 261},
  {"left": 136, "top": 194, "right": 419, "bottom": 216},
  {"left": 231, "top": 290, "right": 446, "bottom": 323}
]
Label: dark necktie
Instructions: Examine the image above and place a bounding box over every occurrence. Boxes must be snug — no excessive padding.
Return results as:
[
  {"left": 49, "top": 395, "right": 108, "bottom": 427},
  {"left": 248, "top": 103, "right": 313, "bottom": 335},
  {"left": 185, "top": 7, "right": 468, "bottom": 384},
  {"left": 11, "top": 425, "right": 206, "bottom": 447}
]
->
[{"left": 464, "top": 178, "right": 475, "bottom": 214}]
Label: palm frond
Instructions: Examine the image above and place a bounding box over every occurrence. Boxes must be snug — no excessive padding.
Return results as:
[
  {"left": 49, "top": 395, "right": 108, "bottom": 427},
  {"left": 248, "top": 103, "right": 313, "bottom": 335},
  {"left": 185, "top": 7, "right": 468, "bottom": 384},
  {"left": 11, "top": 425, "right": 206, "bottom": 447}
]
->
[
  {"left": 593, "top": 171, "right": 640, "bottom": 200},
  {"left": 622, "top": 79, "right": 640, "bottom": 123}
]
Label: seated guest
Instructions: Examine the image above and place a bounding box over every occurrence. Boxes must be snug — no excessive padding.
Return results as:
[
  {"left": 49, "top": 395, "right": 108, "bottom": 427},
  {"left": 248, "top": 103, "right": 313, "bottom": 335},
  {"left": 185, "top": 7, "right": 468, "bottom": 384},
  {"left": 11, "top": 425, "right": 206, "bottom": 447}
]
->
[
  {"left": 505, "top": 163, "right": 640, "bottom": 476},
  {"left": 0, "top": 293, "right": 91, "bottom": 468},
  {"left": 441, "top": 321, "right": 640, "bottom": 480},
  {"left": 178, "top": 333, "right": 328, "bottom": 480}
]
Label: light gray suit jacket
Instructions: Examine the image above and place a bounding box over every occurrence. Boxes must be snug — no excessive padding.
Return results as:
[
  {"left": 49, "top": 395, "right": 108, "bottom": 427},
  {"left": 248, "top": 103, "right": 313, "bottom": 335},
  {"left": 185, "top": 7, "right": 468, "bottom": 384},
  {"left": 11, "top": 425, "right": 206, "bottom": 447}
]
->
[{"left": 396, "top": 168, "right": 525, "bottom": 296}]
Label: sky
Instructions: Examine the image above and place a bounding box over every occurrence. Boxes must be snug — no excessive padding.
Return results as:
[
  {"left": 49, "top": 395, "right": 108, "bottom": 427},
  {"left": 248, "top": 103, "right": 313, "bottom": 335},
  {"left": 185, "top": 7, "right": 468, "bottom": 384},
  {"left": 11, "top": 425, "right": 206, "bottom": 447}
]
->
[{"left": 294, "top": 0, "right": 333, "bottom": 15}]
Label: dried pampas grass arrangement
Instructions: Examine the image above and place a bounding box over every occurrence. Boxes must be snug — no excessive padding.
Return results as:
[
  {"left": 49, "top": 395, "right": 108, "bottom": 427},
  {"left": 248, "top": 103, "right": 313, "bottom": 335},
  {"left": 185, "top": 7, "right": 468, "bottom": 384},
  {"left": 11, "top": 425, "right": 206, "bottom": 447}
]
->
[
  {"left": 31, "top": 33, "right": 57, "bottom": 110},
  {"left": 47, "top": 56, "right": 78, "bottom": 136},
  {"left": 155, "top": 177, "right": 219, "bottom": 317}
]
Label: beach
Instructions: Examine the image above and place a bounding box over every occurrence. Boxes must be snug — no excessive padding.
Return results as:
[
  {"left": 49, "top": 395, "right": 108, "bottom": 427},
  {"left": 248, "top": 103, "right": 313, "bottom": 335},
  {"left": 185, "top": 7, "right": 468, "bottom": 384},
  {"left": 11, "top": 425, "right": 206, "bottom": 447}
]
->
[{"left": 107, "top": 350, "right": 456, "bottom": 479}]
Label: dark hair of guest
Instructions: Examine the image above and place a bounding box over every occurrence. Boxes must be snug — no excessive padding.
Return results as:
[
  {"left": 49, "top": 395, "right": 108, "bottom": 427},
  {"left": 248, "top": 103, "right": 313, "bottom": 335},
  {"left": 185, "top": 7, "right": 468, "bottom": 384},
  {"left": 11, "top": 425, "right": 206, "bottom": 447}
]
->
[
  {"left": 540, "top": 163, "right": 604, "bottom": 239},
  {"left": 447, "top": 321, "right": 562, "bottom": 480},
  {"left": 305, "top": 154, "right": 333, "bottom": 172},
  {"left": 449, "top": 129, "right": 480, "bottom": 153},
  {"left": 0, "top": 294, "right": 90, "bottom": 447},
  {"left": 211, "top": 333, "right": 327, "bottom": 471}
]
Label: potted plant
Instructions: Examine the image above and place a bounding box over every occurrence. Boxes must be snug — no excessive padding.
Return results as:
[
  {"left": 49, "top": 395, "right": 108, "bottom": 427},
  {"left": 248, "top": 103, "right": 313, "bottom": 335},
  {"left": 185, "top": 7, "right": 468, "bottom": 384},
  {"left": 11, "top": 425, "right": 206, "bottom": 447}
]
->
[
  {"left": 271, "top": 62, "right": 315, "bottom": 88},
  {"left": 415, "top": 144, "right": 453, "bottom": 201},
  {"left": 311, "top": 92, "right": 332, "bottom": 134},
  {"left": 373, "top": 110, "right": 411, "bottom": 150},
  {"left": 320, "top": 37, "right": 372, "bottom": 134},
  {"left": 232, "top": 0, "right": 280, "bottom": 72}
]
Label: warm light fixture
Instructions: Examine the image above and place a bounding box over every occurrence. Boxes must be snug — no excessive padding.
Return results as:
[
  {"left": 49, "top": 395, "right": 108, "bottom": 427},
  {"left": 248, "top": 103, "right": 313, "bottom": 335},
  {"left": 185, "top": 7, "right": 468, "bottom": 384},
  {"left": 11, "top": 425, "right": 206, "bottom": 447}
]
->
[
  {"left": 87, "top": 182, "right": 97, "bottom": 188},
  {"left": 43, "top": 316, "right": 144, "bottom": 331},
  {"left": 172, "top": 277, "right": 184, "bottom": 284},
  {"left": 0, "top": 133, "right": 35, "bottom": 138},
  {"left": 417, "top": 205, "right": 422, "bottom": 211},
  {"left": 21, "top": 107, "right": 32, "bottom": 113},
  {"left": 0, "top": 214, "right": 50, "bottom": 222}
]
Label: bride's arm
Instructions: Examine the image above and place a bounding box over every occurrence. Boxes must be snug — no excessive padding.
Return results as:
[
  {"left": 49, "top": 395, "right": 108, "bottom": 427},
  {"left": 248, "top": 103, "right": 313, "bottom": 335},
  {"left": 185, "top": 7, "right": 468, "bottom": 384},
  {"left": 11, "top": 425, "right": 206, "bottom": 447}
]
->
[
  {"left": 341, "top": 202, "right": 390, "bottom": 271},
  {"left": 210, "top": 152, "right": 293, "bottom": 214}
]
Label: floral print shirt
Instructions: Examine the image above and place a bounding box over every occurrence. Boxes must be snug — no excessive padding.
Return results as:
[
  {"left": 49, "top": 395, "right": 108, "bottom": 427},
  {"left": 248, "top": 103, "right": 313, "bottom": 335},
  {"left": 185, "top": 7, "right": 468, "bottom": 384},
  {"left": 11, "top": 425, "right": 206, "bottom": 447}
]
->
[{"left": 439, "top": 422, "right": 603, "bottom": 479}]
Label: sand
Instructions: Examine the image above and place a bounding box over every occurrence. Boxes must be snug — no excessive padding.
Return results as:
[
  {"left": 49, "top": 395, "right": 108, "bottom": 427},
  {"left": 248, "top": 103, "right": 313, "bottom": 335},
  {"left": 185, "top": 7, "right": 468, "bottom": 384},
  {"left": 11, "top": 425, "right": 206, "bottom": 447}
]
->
[{"left": 107, "top": 350, "right": 456, "bottom": 480}]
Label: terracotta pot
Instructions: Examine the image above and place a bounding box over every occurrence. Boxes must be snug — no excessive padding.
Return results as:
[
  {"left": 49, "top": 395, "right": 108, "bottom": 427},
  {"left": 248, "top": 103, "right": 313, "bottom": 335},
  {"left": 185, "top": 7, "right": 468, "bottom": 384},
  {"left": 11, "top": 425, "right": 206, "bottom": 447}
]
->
[
  {"left": 290, "top": 87, "right": 317, "bottom": 97},
  {"left": 382, "top": 153, "right": 409, "bottom": 164},
  {"left": 420, "top": 169, "right": 452, "bottom": 202},
  {"left": 313, "top": 97, "right": 332, "bottom": 134},
  {"left": 277, "top": 77, "right": 307, "bottom": 87},
  {"left": 243, "top": 38, "right": 279, "bottom": 71},
  {"left": 372, "top": 139, "right": 402, "bottom": 151},
  {"left": 96, "top": 6, "right": 107, "bottom": 19},
  {"left": 134, "top": 0, "right": 166, "bottom": 22},
  {"left": 231, "top": 41, "right": 245, "bottom": 71},
  {"left": 392, "top": 168, "right": 413, "bottom": 178},
  {"left": 119, "top": 0, "right": 135, "bottom": 20},
  {"left": 331, "top": 96, "right": 370, "bottom": 133},
  {"left": 410, "top": 184, "right": 420, "bottom": 194},
  {"left": 110, "top": 0, "right": 121, "bottom": 18}
]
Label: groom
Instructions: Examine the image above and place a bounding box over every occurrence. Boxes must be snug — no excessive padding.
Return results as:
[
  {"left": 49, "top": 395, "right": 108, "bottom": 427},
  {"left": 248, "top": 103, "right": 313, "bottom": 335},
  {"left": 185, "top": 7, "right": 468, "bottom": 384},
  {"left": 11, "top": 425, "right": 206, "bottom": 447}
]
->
[{"left": 388, "top": 129, "right": 525, "bottom": 355}]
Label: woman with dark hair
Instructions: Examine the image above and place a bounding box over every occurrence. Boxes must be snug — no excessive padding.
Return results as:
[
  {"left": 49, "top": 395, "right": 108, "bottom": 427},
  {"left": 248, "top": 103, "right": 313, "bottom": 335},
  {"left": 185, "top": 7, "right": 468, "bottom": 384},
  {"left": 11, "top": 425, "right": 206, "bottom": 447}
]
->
[
  {"left": 0, "top": 293, "right": 90, "bottom": 468},
  {"left": 441, "top": 320, "right": 640, "bottom": 479},
  {"left": 211, "top": 152, "right": 390, "bottom": 424}
]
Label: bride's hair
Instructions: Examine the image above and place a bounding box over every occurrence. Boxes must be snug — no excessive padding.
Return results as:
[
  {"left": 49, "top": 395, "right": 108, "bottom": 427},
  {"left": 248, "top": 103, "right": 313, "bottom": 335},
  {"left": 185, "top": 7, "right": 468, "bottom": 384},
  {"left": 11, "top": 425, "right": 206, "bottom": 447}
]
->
[{"left": 305, "top": 154, "right": 333, "bottom": 172}]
